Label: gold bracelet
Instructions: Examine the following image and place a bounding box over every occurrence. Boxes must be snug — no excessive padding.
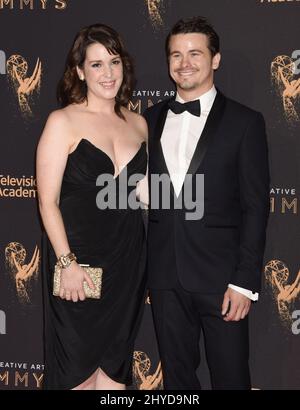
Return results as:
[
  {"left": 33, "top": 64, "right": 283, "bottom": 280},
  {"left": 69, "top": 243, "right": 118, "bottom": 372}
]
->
[{"left": 57, "top": 252, "right": 77, "bottom": 269}]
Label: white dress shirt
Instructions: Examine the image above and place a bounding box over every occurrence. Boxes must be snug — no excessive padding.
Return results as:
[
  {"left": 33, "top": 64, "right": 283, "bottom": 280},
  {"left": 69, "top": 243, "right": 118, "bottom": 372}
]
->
[{"left": 161, "top": 85, "right": 258, "bottom": 301}]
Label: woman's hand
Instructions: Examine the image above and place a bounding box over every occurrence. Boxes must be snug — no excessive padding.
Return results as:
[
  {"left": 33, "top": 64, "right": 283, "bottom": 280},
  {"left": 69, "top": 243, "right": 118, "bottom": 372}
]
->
[{"left": 59, "top": 262, "right": 95, "bottom": 302}]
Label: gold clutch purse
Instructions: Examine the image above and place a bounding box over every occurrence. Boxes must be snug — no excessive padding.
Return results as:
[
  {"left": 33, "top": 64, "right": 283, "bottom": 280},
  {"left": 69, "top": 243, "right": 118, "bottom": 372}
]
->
[{"left": 53, "top": 263, "right": 103, "bottom": 299}]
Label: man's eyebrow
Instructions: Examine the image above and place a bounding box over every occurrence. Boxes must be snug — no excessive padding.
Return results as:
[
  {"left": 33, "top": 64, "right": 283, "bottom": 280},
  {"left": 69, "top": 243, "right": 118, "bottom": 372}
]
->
[{"left": 170, "top": 49, "right": 203, "bottom": 55}]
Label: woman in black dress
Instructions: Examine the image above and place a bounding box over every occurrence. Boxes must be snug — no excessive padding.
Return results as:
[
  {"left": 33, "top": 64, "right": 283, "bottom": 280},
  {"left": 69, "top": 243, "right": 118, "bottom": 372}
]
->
[{"left": 36, "top": 24, "right": 148, "bottom": 390}]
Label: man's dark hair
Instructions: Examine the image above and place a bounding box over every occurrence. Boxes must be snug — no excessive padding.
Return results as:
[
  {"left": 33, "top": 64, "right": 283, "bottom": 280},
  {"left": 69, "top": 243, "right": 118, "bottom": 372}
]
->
[{"left": 166, "top": 16, "right": 220, "bottom": 57}]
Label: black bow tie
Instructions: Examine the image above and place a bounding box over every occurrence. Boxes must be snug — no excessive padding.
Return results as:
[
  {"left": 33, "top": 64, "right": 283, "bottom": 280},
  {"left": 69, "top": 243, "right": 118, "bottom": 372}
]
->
[{"left": 168, "top": 99, "right": 201, "bottom": 117}]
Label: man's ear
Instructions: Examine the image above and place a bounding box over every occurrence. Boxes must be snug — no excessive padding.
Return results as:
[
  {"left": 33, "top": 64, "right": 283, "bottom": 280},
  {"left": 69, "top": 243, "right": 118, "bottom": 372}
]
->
[{"left": 212, "top": 53, "right": 221, "bottom": 70}]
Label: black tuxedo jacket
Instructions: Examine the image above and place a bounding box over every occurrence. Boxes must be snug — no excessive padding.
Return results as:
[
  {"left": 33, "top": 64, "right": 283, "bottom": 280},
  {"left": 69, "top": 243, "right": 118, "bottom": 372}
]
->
[{"left": 144, "top": 91, "right": 270, "bottom": 293}]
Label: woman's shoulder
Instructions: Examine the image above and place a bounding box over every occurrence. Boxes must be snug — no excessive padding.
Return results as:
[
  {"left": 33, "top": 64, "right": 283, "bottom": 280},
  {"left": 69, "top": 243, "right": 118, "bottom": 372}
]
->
[
  {"left": 46, "top": 106, "right": 73, "bottom": 126},
  {"left": 45, "top": 105, "right": 82, "bottom": 135},
  {"left": 41, "top": 107, "right": 76, "bottom": 148}
]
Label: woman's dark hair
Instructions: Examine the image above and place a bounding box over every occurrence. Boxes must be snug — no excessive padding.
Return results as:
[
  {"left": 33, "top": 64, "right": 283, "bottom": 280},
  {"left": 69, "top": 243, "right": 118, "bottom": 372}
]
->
[
  {"left": 57, "top": 23, "right": 135, "bottom": 120},
  {"left": 165, "top": 16, "right": 220, "bottom": 58}
]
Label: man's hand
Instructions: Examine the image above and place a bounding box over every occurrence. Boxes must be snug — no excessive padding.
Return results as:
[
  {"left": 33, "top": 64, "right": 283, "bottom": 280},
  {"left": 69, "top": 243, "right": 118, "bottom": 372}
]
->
[{"left": 221, "top": 288, "right": 251, "bottom": 322}]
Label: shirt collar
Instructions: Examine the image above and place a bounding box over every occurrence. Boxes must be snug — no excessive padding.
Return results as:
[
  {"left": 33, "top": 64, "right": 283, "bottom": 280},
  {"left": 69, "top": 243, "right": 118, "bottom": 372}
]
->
[{"left": 176, "top": 85, "right": 217, "bottom": 113}]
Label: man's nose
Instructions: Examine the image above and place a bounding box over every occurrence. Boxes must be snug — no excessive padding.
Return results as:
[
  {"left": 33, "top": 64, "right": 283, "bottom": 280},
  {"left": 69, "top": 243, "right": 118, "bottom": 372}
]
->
[{"left": 180, "top": 55, "right": 191, "bottom": 68}]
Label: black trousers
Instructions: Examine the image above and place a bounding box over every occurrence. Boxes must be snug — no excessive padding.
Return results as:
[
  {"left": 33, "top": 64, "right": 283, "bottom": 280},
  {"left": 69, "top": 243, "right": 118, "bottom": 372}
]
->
[{"left": 150, "top": 284, "right": 251, "bottom": 390}]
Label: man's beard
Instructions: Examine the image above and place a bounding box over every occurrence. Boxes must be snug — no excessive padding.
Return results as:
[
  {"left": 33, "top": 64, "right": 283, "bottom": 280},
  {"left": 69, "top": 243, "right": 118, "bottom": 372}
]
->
[{"left": 177, "top": 79, "right": 198, "bottom": 91}]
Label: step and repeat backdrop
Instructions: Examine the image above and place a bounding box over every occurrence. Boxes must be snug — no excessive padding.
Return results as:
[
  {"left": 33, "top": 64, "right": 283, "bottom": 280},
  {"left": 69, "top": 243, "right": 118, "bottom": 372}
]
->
[{"left": 0, "top": 0, "right": 299, "bottom": 390}]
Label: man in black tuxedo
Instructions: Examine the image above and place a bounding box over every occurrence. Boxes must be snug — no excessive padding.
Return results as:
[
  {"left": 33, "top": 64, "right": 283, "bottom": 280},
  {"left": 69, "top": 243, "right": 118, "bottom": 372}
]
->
[{"left": 143, "top": 17, "right": 270, "bottom": 390}]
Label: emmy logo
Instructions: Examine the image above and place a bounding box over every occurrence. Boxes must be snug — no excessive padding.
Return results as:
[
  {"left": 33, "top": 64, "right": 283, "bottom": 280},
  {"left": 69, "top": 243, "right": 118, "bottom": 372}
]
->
[
  {"left": 6, "top": 54, "right": 42, "bottom": 117},
  {"left": 265, "top": 260, "right": 300, "bottom": 328},
  {"left": 5, "top": 242, "right": 40, "bottom": 303},
  {"left": 0, "top": 50, "right": 6, "bottom": 75},
  {"left": 146, "top": 0, "right": 165, "bottom": 28},
  {"left": 271, "top": 54, "right": 300, "bottom": 123},
  {"left": 0, "top": 310, "right": 6, "bottom": 335},
  {"left": 133, "top": 351, "right": 163, "bottom": 390}
]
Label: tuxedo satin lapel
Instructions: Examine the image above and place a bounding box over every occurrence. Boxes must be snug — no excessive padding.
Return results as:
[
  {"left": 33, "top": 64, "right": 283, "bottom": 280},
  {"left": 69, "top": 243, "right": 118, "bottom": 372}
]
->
[
  {"left": 187, "top": 91, "right": 226, "bottom": 177},
  {"left": 152, "top": 100, "right": 176, "bottom": 196},
  {"left": 154, "top": 99, "right": 171, "bottom": 143}
]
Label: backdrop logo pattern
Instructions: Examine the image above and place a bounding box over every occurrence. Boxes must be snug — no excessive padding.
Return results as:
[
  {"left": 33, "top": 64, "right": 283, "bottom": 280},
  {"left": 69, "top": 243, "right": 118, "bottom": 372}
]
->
[
  {"left": 133, "top": 351, "right": 163, "bottom": 390},
  {"left": 0, "top": 174, "right": 37, "bottom": 199},
  {"left": 270, "top": 187, "right": 298, "bottom": 216},
  {"left": 259, "top": 0, "right": 300, "bottom": 4},
  {"left": 5, "top": 242, "right": 40, "bottom": 303},
  {"left": 0, "top": 0, "right": 67, "bottom": 10},
  {"left": 271, "top": 54, "right": 300, "bottom": 123},
  {"left": 146, "top": 0, "right": 165, "bottom": 28},
  {"left": 0, "top": 363, "right": 44, "bottom": 388},
  {"left": 265, "top": 259, "right": 300, "bottom": 328},
  {"left": 130, "top": 89, "right": 175, "bottom": 113},
  {"left": 6, "top": 54, "right": 42, "bottom": 118}
]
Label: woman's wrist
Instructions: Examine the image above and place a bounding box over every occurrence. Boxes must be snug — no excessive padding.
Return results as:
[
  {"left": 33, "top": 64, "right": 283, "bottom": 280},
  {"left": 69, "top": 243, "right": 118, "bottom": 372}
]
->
[{"left": 57, "top": 252, "right": 77, "bottom": 269}]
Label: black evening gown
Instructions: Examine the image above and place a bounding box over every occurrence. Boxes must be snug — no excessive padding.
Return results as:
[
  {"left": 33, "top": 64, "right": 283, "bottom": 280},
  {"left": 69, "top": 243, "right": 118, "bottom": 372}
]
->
[{"left": 42, "top": 138, "right": 147, "bottom": 389}]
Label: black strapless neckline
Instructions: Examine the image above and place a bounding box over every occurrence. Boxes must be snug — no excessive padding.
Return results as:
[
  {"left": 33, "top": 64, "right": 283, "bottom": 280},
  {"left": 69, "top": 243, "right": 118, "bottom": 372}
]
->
[{"left": 70, "top": 138, "right": 146, "bottom": 179}]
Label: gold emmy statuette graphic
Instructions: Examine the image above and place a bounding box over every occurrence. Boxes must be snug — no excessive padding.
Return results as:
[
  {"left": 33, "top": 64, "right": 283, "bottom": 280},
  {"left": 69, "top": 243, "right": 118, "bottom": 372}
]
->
[
  {"left": 146, "top": 0, "right": 164, "bottom": 28},
  {"left": 5, "top": 242, "right": 40, "bottom": 303},
  {"left": 271, "top": 55, "right": 300, "bottom": 123},
  {"left": 6, "top": 55, "right": 42, "bottom": 117},
  {"left": 133, "top": 351, "right": 163, "bottom": 390},
  {"left": 265, "top": 259, "right": 300, "bottom": 327}
]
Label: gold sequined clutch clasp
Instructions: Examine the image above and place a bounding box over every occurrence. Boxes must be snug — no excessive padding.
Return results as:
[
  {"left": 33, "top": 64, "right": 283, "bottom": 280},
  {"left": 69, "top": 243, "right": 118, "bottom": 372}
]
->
[{"left": 53, "top": 263, "right": 103, "bottom": 299}]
